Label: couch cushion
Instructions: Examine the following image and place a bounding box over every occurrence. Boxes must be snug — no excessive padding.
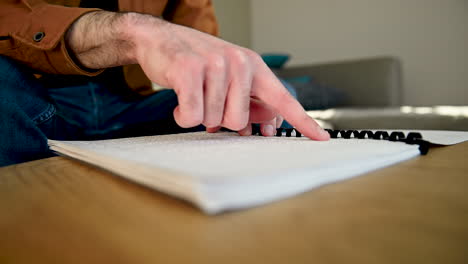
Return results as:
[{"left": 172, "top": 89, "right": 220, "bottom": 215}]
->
[{"left": 307, "top": 106, "right": 468, "bottom": 131}]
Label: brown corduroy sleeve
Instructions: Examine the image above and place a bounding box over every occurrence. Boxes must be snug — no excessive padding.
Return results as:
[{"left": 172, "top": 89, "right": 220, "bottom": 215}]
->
[
  {"left": 0, "top": 0, "right": 103, "bottom": 75},
  {"left": 164, "top": 0, "right": 219, "bottom": 36}
]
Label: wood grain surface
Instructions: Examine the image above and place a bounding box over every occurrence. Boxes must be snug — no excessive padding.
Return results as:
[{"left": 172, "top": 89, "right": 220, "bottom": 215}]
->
[{"left": 1, "top": 142, "right": 467, "bottom": 264}]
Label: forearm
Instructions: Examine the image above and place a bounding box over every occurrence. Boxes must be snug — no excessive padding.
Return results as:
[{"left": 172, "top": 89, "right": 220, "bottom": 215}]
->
[{"left": 65, "top": 11, "right": 163, "bottom": 69}]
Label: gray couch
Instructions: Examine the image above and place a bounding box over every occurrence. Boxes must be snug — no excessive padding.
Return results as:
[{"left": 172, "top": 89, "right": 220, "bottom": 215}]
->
[
  {"left": 276, "top": 56, "right": 402, "bottom": 107},
  {"left": 276, "top": 57, "right": 468, "bottom": 131}
]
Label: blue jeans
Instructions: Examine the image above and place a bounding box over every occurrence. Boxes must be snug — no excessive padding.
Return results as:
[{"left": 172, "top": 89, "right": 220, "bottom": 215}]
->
[{"left": 0, "top": 56, "right": 202, "bottom": 167}]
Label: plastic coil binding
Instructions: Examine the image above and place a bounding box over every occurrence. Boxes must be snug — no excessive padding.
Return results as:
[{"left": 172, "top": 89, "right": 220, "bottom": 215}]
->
[{"left": 251, "top": 127, "right": 430, "bottom": 155}]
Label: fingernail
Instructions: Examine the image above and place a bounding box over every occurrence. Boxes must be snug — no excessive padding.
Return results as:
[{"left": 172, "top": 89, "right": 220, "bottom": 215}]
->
[{"left": 263, "top": 125, "right": 274, "bottom": 137}]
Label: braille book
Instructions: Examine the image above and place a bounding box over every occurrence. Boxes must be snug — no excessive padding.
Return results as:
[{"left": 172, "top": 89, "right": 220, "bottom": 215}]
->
[{"left": 48, "top": 129, "right": 468, "bottom": 214}]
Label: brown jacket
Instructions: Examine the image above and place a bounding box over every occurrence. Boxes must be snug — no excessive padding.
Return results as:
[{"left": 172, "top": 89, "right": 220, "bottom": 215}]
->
[{"left": 0, "top": 0, "right": 219, "bottom": 94}]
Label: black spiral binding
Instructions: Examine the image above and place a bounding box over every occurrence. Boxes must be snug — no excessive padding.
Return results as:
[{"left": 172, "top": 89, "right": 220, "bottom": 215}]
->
[{"left": 251, "top": 127, "right": 430, "bottom": 155}]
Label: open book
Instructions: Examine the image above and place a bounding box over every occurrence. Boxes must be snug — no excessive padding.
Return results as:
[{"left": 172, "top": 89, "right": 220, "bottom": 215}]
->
[{"left": 48, "top": 130, "right": 468, "bottom": 214}]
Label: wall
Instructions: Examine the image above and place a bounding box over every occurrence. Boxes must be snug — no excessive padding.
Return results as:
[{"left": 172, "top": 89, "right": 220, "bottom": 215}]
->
[
  {"left": 250, "top": 0, "right": 468, "bottom": 106},
  {"left": 212, "top": 0, "right": 252, "bottom": 48}
]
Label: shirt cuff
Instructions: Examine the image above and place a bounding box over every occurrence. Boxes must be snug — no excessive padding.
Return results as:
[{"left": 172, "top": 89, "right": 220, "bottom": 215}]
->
[{"left": 12, "top": 4, "right": 103, "bottom": 75}]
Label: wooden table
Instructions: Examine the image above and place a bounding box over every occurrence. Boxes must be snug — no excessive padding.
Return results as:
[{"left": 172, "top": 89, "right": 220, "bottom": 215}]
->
[{"left": 1, "top": 142, "right": 467, "bottom": 264}]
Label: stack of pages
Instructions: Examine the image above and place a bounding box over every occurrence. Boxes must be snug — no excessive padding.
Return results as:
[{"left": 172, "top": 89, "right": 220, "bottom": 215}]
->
[{"left": 49, "top": 130, "right": 468, "bottom": 214}]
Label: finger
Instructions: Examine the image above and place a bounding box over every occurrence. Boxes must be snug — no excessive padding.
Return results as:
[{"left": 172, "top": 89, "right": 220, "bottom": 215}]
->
[
  {"left": 238, "top": 124, "right": 252, "bottom": 136},
  {"left": 171, "top": 59, "right": 205, "bottom": 128},
  {"left": 276, "top": 115, "right": 284, "bottom": 128},
  {"left": 203, "top": 56, "right": 228, "bottom": 128},
  {"left": 260, "top": 118, "right": 276, "bottom": 137},
  {"left": 248, "top": 98, "right": 277, "bottom": 124},
  {"left": 252, "top": 69, "right": 329, "bottom": 141},
  {"left": 206, "top": 126, "right": 221, "bottom": 133},
  {"left": 221, "top": 52, "right": 252, "bottom": 131}
]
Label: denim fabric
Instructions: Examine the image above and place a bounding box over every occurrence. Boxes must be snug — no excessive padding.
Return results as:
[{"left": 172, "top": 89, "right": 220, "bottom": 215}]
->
[
  {"left": 0, "top": 56, "right": 201, "bottom": 167},
  {"left": 0, "top": 56, "right": 56, "bottom": 166}
]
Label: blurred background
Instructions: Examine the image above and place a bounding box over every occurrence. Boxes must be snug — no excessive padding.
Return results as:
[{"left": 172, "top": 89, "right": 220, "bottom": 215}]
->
[{"left": 212, "top": 0, "right": 468, "bottom": 106}]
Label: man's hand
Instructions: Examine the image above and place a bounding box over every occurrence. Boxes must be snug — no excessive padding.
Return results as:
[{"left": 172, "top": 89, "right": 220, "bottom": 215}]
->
[{"left": 66, "top": 11, "right": 329, "bottom": 140}]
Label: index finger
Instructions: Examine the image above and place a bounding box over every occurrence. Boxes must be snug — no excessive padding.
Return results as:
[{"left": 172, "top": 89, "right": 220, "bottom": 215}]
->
[{"left": 252, "top": 69, "right": 330, "bottom": 141}]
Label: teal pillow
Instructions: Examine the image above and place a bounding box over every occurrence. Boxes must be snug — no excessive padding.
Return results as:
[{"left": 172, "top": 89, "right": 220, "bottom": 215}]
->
[{"left": 261, "top": 53, "right": 290, "bottom": 69}]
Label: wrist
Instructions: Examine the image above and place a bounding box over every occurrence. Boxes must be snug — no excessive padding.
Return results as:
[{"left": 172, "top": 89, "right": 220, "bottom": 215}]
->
[
  {"left": 120, "top": 12, "right": 172, "bottom": 65},
  {"left": 65, "top": 11, "right": 140, "bottom": 68}
]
